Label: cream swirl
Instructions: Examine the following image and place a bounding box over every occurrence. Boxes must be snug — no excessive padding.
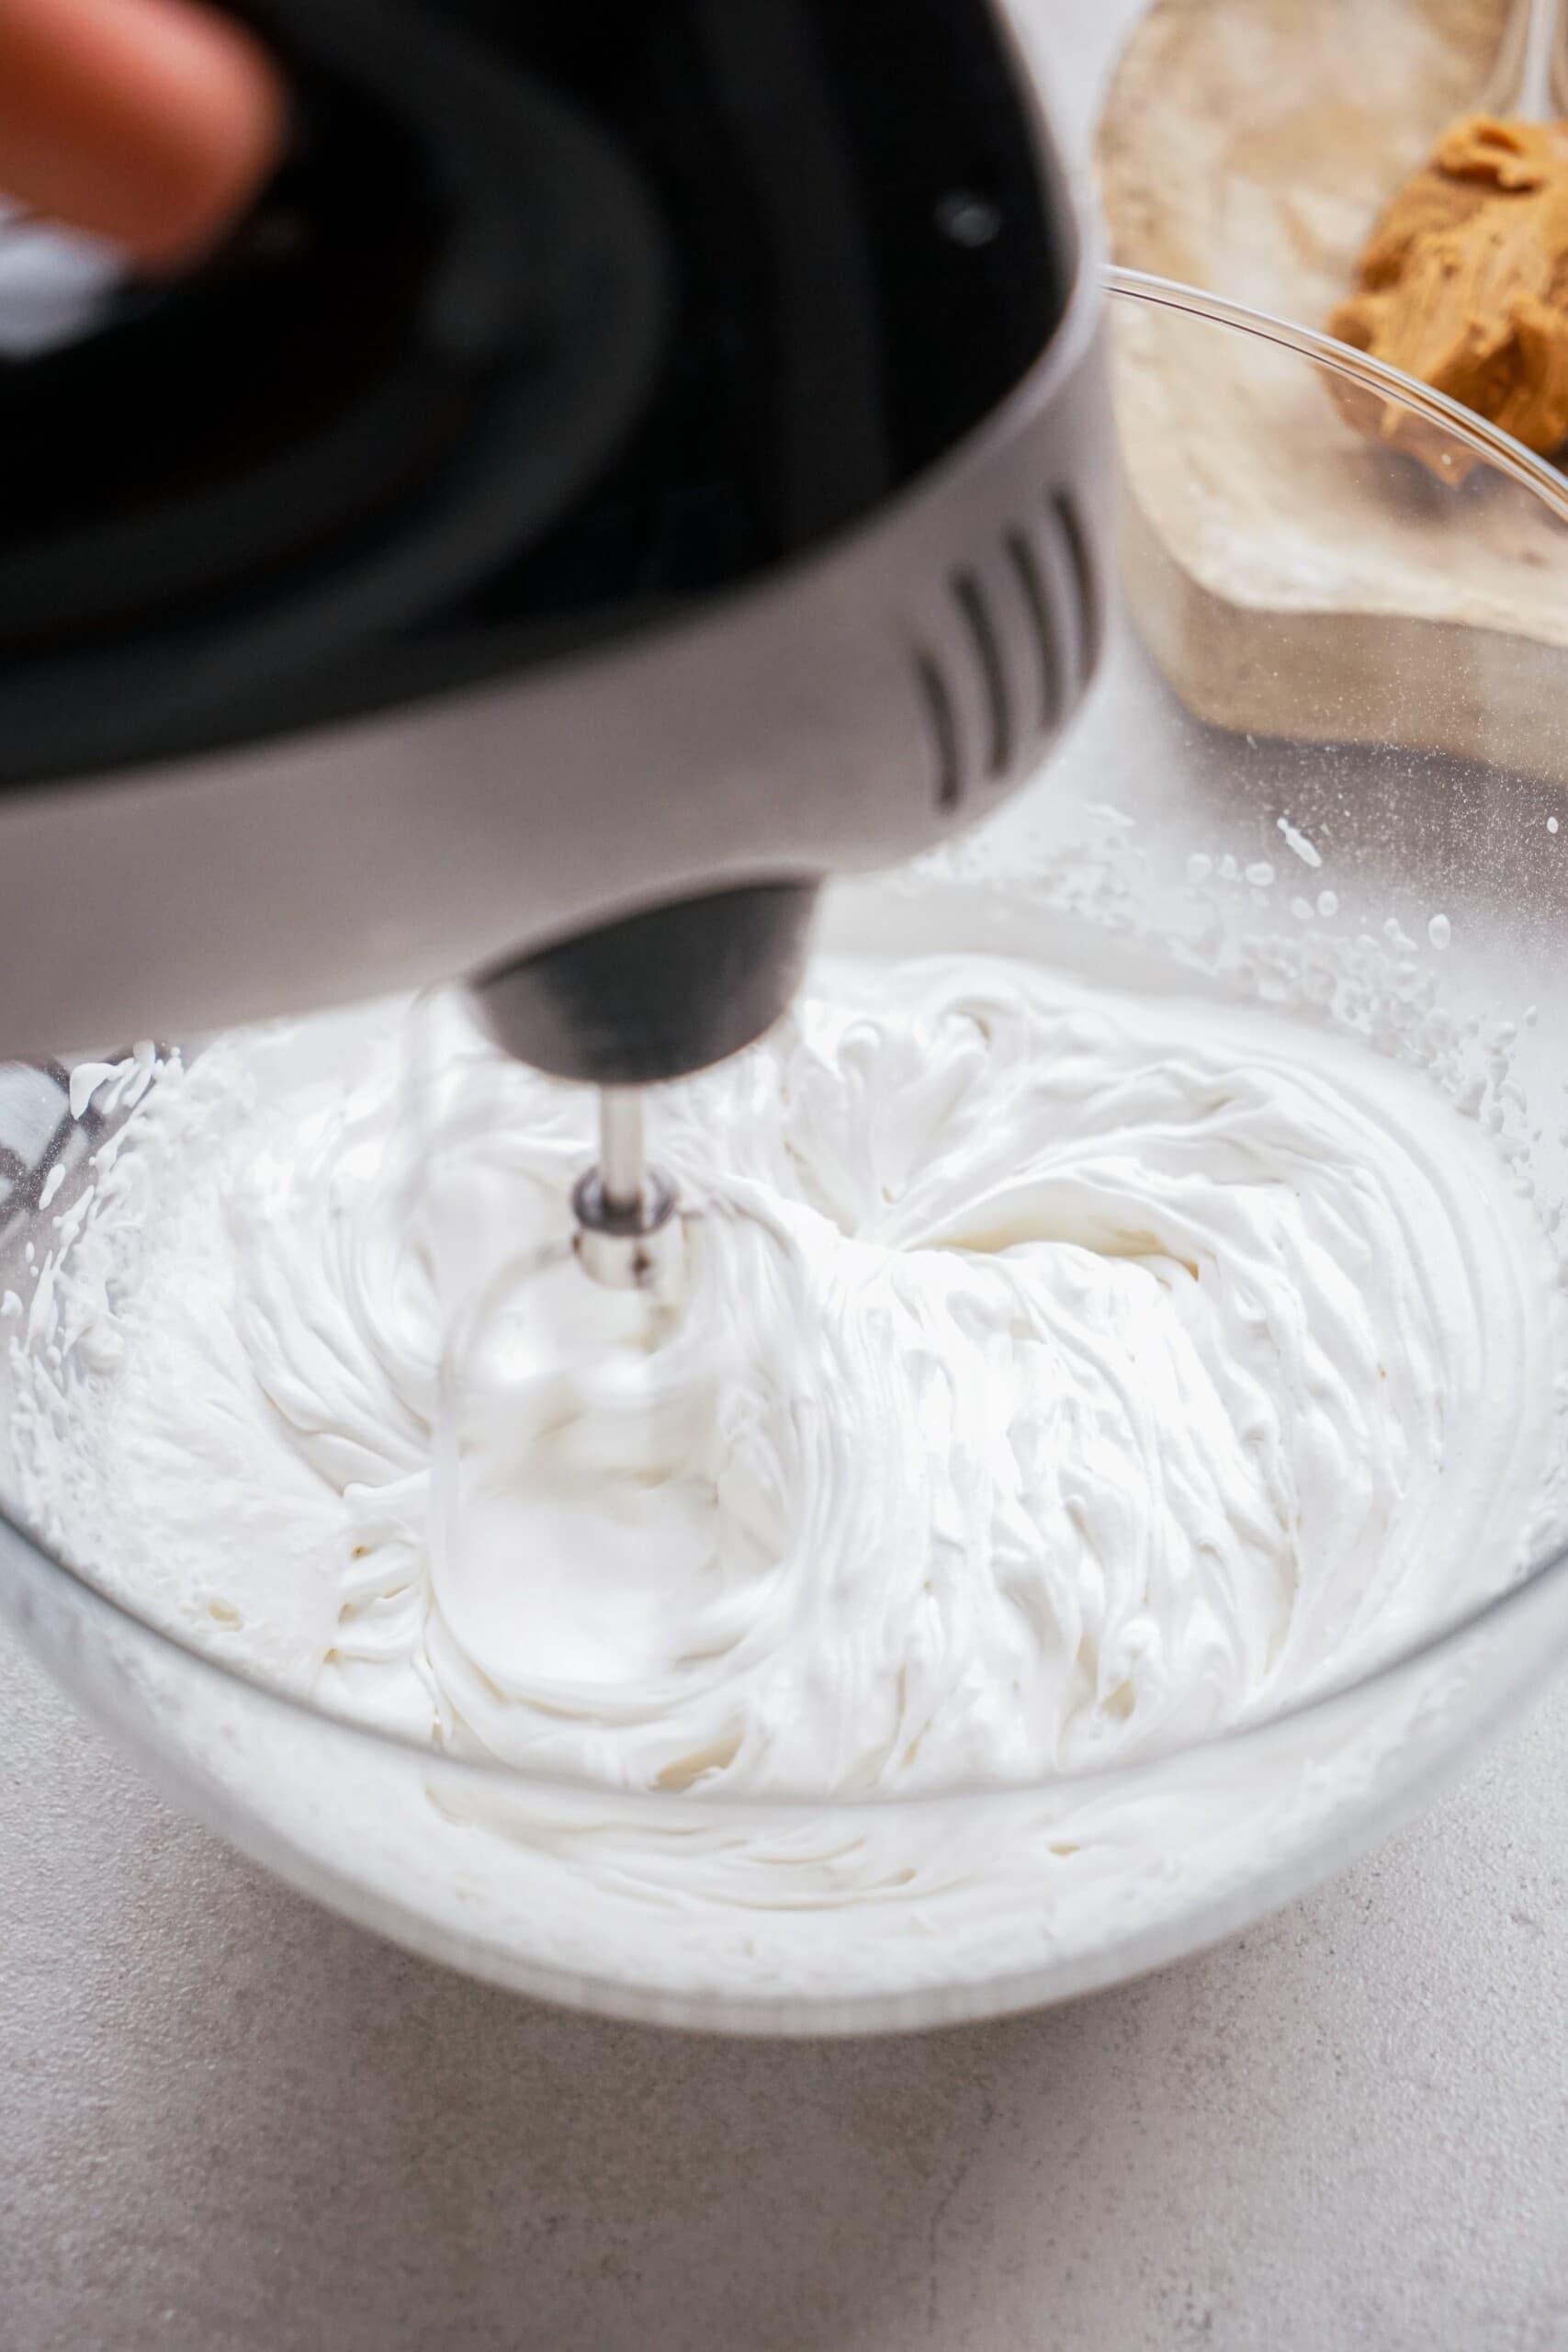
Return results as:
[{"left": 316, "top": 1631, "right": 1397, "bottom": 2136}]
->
[{"left": 7, "top": 951, "right": 1555, "bottom": 1818}]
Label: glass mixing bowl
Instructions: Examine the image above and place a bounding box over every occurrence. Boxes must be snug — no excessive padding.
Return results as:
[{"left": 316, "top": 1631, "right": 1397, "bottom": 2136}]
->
[{"left": 6, "top": 273, "right": 1568, "bottom": 2035}]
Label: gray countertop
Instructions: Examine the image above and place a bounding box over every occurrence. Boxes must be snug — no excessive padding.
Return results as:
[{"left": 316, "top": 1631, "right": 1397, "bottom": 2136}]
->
[{"left": 5, "top": 9, "right": 1568, "bottom": 2348}]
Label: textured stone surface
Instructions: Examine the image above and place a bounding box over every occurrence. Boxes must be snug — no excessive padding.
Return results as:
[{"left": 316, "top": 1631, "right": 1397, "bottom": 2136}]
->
[
  {"left": 5, "top": 8, "right": 1568, "bottom": 2348},
  {"left": 5, "top": 1624, "right": 1568, "bottom": 2352}
]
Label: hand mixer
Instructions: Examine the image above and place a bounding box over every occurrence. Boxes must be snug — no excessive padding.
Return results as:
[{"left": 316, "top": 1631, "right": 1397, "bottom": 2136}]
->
[{"left": 0, "top": 0, "right": 1105, "bottom": 1285}]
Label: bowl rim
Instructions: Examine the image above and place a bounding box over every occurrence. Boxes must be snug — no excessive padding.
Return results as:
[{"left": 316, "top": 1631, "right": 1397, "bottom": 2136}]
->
[
  {"left": 6, "top": 265, "right": 1568, "bottom": 1813},
  {"left": 1107, "top": 265, "right": 1568, "bottom": 523}
]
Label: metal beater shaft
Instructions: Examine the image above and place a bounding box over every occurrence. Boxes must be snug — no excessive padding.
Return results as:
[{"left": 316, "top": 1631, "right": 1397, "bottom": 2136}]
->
[
  {"left": 596, "top": 1088, "right": 647, "bottom": 1219},
  {"left": 572, "top": 1087, "right": 681, "bottom": 1291}
]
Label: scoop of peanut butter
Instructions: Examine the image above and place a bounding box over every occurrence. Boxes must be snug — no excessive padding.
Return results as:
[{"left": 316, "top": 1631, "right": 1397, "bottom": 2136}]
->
[{"left": 1330, "top": 114, "right": 1568, "bottom": 481}]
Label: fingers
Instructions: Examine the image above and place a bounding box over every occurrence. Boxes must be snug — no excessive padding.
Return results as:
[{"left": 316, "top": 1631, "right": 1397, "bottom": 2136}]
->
[{"left": 0, "top": 0, "right": 288, "bottom": 266}]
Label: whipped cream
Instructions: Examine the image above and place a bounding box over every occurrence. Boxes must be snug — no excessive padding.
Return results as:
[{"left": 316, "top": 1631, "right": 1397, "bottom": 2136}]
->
[{"left": 9, "top": 947, "right": 1557, "bottom": 1834}]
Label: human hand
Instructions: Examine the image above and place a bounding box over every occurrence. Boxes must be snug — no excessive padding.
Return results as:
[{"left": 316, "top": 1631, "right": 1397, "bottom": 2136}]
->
[{"left": 0, "top": 0, "right": 285, "bottom": 266}]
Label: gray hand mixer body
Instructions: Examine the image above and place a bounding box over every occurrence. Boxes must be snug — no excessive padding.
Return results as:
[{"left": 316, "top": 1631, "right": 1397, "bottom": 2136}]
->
[{"left": 0, "top": 0, "right": 1105, "bottom": 1243}]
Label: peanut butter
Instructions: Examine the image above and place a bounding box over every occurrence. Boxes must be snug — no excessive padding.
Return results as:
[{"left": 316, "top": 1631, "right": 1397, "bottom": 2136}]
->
[{"left": 1331, "top": 114, "right": 1568, "bottom": 480}]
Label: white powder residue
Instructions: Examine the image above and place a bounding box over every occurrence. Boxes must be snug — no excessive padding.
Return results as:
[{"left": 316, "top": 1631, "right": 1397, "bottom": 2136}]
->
[{"left": 1277, "top": 818, "right": 1323, "bottom": 869}]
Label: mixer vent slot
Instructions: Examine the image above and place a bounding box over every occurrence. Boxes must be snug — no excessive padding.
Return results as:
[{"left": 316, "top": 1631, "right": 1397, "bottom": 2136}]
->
[
  {"left": 951, "top": 569, "right": 1011, "bottom": 779},
  {"left": 914, "top": 649, "right": 963, "bottom": 810},
  {"left": 1051, "top": 487, "right": 1101, "bottom": 683},
  {"left": 1005, "top": 527, "right": 1063, "bottom": 735},
  {"left": 917, "top": 506, "right": 1094, "bottom": 809}
]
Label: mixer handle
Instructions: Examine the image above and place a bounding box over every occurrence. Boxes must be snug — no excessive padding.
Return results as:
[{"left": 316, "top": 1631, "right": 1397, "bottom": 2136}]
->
[{"left": 0, "top": 0, "right": 671, "bottom": 782}]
